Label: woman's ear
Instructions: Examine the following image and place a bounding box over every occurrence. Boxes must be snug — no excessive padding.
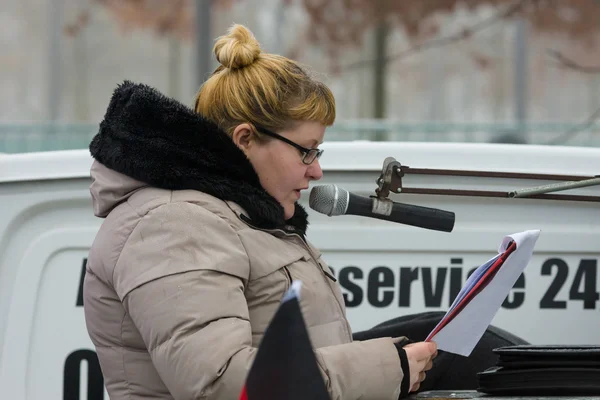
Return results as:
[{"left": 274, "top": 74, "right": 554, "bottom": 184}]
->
[{"left": 231, "top": 123, "right": 255, "bottom": 155}]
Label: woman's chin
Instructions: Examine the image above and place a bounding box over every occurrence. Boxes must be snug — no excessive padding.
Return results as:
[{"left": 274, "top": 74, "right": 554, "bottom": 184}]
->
[{"left": 283, "top": 204, "right": 296, "bottom": 220}]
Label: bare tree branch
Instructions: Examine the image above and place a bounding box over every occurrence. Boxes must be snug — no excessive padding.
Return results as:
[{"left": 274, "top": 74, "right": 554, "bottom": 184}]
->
[
  {"left": 340, "top": 0, "right": 528, "bottom": 72},
  {"left": 547, "top": 49, "right": 600, "bottom": 74},
  {"left": 544, "top": 49, "right": 600, "bottom": 144},
  {"left": 545, "top": 106, "right": 600, "bottom": 145}
]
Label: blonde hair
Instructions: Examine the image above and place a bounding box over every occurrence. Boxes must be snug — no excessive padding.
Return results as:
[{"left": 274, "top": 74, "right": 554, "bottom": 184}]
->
[{"left": 194, "top": 24, "right": 336, "bottom": 136}]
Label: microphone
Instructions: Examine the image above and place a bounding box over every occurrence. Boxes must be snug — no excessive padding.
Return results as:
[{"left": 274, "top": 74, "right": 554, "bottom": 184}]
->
[{"left": 309, "top": 184, "right": 455, "bottom": 232}]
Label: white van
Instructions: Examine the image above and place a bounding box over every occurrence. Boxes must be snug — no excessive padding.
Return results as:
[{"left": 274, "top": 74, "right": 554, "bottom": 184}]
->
[{"left": 1, "top": 142, "right": 598, "bottom": 399}]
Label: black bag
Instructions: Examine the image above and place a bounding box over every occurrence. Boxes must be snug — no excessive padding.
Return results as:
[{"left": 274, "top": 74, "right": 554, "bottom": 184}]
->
[
  {"left": 353, "top": 312, "right": 529, "bottom": 391},
  {"left": 477, "top": 345, "right": 600, "bottom": 396}
]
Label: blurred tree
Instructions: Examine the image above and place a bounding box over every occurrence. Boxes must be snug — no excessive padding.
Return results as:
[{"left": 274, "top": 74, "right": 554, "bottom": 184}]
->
[
  {"left": 91, "top": 0, "right": 196, "bottom": 40},
  {"left": 300, "top": 0, "right": 600, "bottom": 140},
  {"left": 93, "top": 0, "right": 198, "bottom": 96},
  {"left": 66, "top": 0, "right": 236, "bottom": 97},
  {"left": 67, "top": 0, "right": 600, "bottom": 140},
  {"left": 81, "top": 1, "right": 600, "bottom": 78},
  {"left": 65, "top": 10, "right": 91, "bottom": 121},
  {"left": 301, "top": 0, "right": 600, "bottom": 65},
  {"left": 72, "top": 0, "right": 600, "bottom": 78}
]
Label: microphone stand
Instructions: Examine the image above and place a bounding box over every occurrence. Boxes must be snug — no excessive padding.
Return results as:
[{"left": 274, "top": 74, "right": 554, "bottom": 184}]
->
[{"left": 373, "top": 157, "right": 600, "bottom": 204}]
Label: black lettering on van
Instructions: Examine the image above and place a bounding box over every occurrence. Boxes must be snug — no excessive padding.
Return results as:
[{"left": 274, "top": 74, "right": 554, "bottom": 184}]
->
[
  {"left": 63, "top": 349, "right": 104, "bottom": 400},
  {"left": 367, "top": 267, "right": 394, "bottom": 307},
  {"left": 76, "top": 259, "right": 87, "bottom": 307},
  {"left": 448, "top": 258, "right": 463, "bottom": 305},
  {"left": 339, "top": 266, "right": 363, "bottom": 307},
  {"left": 568, "top": 259, "right": 599, "bottom": 309},
  {"left": 330, "top": 259, "right": 532, "bottom": 310},
  {"left": 467, "top": 267, "right": 478, "bottom": 280},
  {"left": 422, "top": 267, "right": 447, "bottom": 308},
  {"left": 502, "top": 273, "right": 525, "bottom": 309},
  {"left": 398, "top": 267, "right": 419, "bottom": 307},
  {"left": 540, "top": 258, "right": 568, "bottom": 309},
  {"left": 540, "top": 258, "right": 599, "bottom": 309}
]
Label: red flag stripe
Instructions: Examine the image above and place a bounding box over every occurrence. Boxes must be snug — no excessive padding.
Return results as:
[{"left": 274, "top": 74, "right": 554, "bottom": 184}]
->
[{"left": 239, "top": 385, "right": 248, "bottom": 400}]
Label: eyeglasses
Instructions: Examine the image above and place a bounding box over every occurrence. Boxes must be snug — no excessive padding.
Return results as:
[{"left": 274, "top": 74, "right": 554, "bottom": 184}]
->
[{"left": 254, "top": 126, "right": 324, "bottom": 165}]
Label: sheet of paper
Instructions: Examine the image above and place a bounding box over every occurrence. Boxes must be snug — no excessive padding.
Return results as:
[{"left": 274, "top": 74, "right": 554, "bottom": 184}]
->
[{"left": 427, "top": 230, "right": 541, "bottom": 357}]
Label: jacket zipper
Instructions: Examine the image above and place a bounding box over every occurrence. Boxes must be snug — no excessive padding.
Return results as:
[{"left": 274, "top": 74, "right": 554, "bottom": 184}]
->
[
  {"left": 320, "top": 267, "right": 337, "bottom": 282},
  {"left": 296, "top": 236, "right": 336, "bottom": 282},
  {"left": 237, "top": 214, "right": 351, "bottom": 340},
  {"left": 286, "top": 232, "right": 352, "bottom": 341},
  {"left": 237, "top": 214, "right": 336, "bottom": 282},
  {"left": 283, "top": 266, "right": 293, "bottom": 288}
]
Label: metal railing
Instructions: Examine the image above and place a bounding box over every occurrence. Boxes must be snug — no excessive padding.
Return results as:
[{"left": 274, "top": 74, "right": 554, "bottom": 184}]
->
[{"left": 1, "top": 121, "right": 599, "bottom": 154}]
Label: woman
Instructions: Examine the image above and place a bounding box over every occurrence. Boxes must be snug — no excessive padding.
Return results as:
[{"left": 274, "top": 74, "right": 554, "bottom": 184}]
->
[{"left": 83, "top": 24, "right": 437, "bottom": 399}]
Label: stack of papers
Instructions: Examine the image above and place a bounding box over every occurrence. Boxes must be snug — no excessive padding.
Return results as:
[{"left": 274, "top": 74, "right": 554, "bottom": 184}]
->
[{"left": 426, "top": 230, "right": 541, "bottom": 356}]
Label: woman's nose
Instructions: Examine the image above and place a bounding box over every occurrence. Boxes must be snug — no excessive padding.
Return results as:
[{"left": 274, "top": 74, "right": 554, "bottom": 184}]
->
[{"left": 307, "top": 159, "right": 323, "bottom": 180}]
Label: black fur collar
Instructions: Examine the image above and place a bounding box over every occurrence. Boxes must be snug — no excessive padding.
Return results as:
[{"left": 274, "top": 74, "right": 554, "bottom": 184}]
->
[{"left": 89, "top": 81, "right": 308, "bottom": 235}]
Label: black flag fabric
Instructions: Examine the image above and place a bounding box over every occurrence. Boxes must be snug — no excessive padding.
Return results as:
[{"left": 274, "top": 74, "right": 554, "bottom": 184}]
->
[{"left": 239, "top": 281, "right": 330, "bottom": 400}]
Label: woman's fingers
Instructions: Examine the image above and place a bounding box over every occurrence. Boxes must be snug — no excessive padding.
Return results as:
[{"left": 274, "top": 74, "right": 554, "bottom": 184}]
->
[
  {"left": 411, "top": 382, "right": 421, "bottom": 393},
  {"left": 403, "top": 341, "right": 438, "bottom": 393},
  {"left": 405, "top": 341, "right": 438, "bottom": 361},
  {"left": 411, "top": 372, "right": 426, "bottom": 392},
  {"left": 424, "top": 360, "right": 433, "bottom": 371}
]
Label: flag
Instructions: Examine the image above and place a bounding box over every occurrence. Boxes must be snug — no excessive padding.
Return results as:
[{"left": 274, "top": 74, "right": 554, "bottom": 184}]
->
[{"left": 240, "top": 281, "right": 330, "bottom": 400}]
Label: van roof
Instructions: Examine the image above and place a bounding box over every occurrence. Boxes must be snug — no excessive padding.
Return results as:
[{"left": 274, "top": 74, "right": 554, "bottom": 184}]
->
[{"left": 1, "top": 142, "right": 598, "bottom": 183}]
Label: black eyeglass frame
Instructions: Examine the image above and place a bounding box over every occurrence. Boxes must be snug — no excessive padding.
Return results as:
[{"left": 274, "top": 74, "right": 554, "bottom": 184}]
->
[{"left": 254, "top": 125, "right": 324, "bottom": 165}]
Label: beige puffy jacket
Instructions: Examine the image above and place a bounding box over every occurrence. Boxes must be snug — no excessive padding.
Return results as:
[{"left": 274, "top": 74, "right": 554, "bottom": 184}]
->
[{"left": 83, "top": 81, "right": 405, "bottom": 400}]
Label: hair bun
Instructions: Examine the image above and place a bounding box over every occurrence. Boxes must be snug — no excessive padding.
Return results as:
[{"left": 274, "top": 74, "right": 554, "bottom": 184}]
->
[{"left": 214, "top": 24, "right": 261, "bottom": 69}]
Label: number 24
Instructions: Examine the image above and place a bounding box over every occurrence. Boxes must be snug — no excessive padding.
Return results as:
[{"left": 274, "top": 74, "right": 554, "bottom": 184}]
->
[{"left": 540, "top": 259, "right": 599, "bottom": 309}]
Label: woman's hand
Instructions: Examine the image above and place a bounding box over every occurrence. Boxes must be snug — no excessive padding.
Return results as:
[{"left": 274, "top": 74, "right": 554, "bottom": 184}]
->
[{"left": 403, "top": 341, "right": 438, "bottom": 392}]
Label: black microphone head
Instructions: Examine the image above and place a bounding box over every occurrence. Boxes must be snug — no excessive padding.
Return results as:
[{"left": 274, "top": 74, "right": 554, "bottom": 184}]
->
[{"left": 309, "top": 184, "right": 349, "bottom": 216}]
